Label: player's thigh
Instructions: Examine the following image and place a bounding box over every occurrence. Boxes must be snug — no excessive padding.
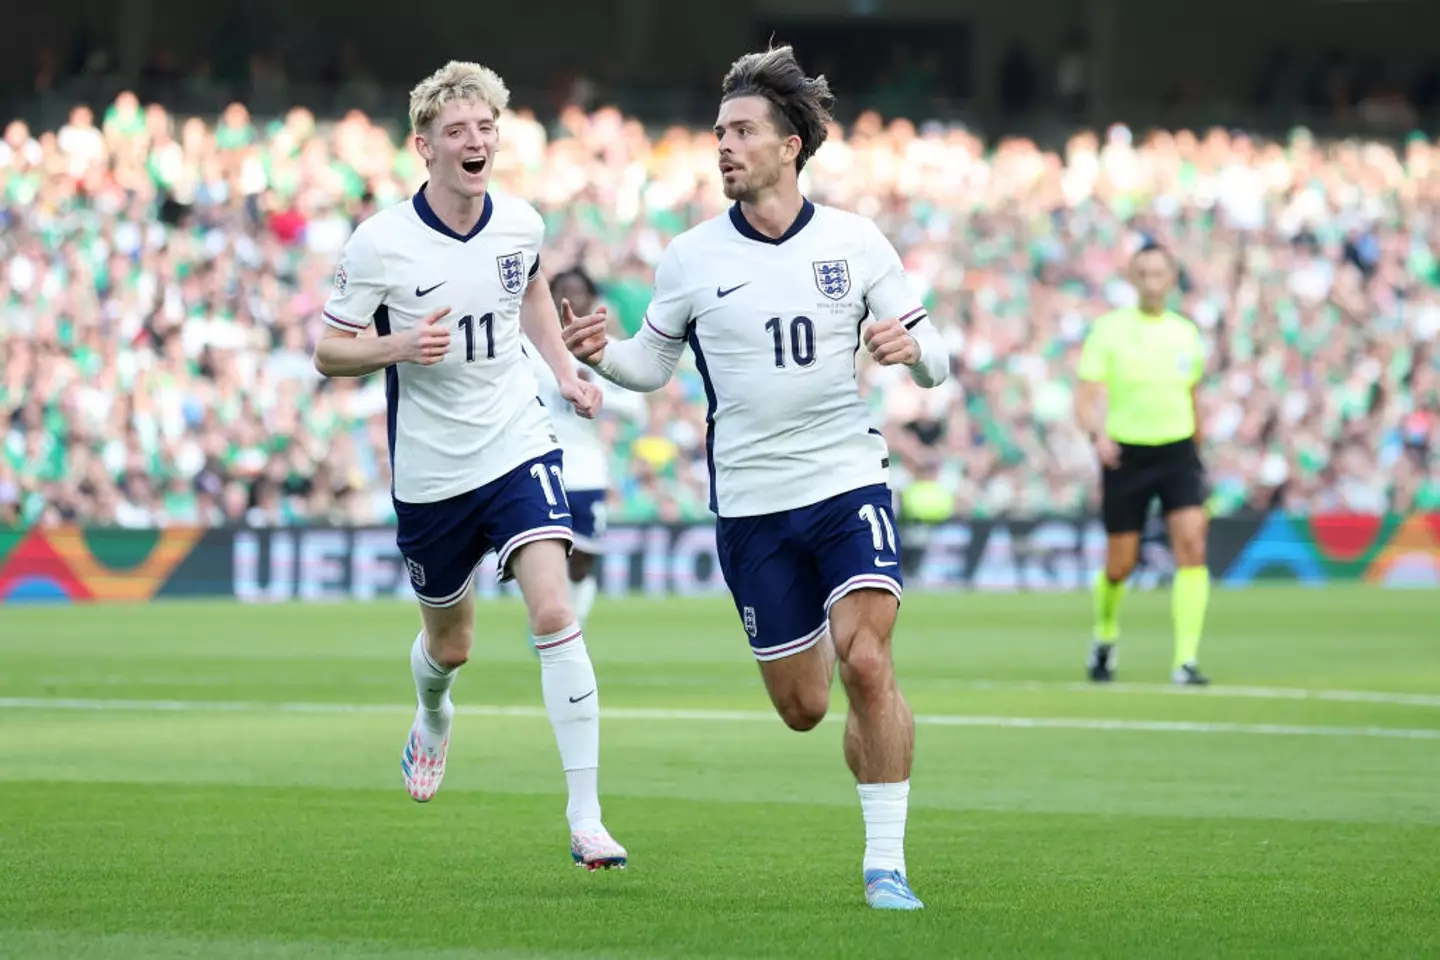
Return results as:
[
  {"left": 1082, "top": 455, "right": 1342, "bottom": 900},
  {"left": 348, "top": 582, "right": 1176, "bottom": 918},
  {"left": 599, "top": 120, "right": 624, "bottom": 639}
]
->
[
  {"left": 1157, "top": 441, "right": 1208, "bottom": 565},
  {"left": 508, "top": 539, "right": 576, "bottom": 638},
  {"left": 482, "top": 450, "right": 578, "bottom": 633},
  {"left": 481, "top": 450, "right": 575, "bottom": 581},
  {"left": 716, "top": 512, "right": 830, "bottom": 668},
  {"left": 804, "top": 485, "right": 904, "bottom": 631},
  {"left": 1101, "top": 458, "right": 1155, "bottom": 538},
  {"left": 395, "top": 490, "right": 488, "bottom": 619}
]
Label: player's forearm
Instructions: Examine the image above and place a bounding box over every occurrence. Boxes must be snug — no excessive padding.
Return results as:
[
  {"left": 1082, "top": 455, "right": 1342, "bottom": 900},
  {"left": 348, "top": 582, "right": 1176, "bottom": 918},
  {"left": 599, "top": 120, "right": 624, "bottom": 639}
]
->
[
  {"left": 592, "top": 333, "right": 682, "bottom": 393},
  {"left": 520, "top": 285, "right": 580, "bottom": 384},
  {"left": 905, "top": 321, "right": 949, "bottom": 388},
  {"left": 1075, "top": 382, "right": 1106, "bottom": 437},
  {"left": 313, "top": 331, "right": 403, "bottom": 378}
]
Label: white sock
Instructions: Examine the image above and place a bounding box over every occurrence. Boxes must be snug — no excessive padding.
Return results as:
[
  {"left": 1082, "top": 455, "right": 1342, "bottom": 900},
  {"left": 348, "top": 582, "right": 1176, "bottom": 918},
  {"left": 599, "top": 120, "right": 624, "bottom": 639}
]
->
[
  {"left": 411, "top": 632, "right": 456, "bottom": 737},
  {"left": 857, "top": 780, "right": 910, "bottom": 876},
  {"left": 535, "top": 623, "right": 602, "bottom": 833},
  {"left": 571, "top": 575, "right": 598, "bottom": 626}
]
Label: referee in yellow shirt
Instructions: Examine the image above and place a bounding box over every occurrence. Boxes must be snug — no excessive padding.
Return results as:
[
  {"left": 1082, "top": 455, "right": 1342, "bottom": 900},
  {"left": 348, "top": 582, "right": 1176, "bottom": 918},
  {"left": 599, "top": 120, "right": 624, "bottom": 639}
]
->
[{"left": 1075, "top": 242, "right": 1211, "bottom": 686}]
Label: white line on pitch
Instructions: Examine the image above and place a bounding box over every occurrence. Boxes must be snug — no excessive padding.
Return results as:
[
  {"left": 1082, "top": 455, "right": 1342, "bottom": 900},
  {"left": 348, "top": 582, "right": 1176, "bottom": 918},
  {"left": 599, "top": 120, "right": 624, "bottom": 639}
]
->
[
  {"left": 2, "top": 697, "right": 1438, "bottom": 741},
  {"left": 942, "top": 680, "right": 1440, "bottom": 708}
]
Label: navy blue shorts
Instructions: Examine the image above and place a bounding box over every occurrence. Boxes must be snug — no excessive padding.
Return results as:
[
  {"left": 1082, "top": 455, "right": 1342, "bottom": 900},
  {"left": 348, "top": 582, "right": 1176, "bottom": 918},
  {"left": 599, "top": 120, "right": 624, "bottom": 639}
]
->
[
  {"left": 715, "top": 484, "right": 904, "bottom": 661},
  {"left": 395, "top": 450, "right": 574, "bottom": 608},
  {"left": 567, "top": 489, "right": 607, "bottom": 555}
]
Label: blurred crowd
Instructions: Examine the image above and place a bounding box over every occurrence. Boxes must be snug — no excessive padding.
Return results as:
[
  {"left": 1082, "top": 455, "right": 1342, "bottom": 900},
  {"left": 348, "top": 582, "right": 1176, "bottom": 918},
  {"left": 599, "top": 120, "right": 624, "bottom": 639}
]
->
[{"left": 1, "top": 92, "right": 1438, "bottom": 529}]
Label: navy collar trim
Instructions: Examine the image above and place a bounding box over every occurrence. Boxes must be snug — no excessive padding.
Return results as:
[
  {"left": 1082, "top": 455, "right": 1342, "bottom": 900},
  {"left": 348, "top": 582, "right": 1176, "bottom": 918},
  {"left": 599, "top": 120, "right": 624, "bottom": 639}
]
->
[
  {"left": 728, "top": 198, "right": 815, "bottom": 245},
  {"left": 413, "top": 183, "right": 493, "bottom": 242}
]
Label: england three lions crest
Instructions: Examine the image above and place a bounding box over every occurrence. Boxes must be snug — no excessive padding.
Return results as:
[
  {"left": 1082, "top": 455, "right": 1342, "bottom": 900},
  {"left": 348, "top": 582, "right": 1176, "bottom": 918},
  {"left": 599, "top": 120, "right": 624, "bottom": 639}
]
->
[
  {"left": 497, "top": 252, "right": 526, "bottom": 295},
  {"left": 813, "top": 260, "right": 851, "bottom": 301}
]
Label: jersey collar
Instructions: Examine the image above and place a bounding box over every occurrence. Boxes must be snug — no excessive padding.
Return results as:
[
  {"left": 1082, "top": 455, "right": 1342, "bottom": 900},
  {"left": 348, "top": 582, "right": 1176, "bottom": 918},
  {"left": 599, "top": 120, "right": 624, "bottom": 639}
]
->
[
  {"left": 728, "top": 198, "right": 815, "bottom": 245},
  {"left": 412, "top": 183, "right": 494, "bottom": 242}
]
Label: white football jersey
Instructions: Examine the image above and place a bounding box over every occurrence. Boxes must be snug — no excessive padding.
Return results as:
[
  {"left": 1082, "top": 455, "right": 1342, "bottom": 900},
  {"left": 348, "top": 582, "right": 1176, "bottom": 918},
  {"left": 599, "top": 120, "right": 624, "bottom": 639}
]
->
[
  {"left": 523, "top": 341, "right": 609, "bottom": 492},
  {"left": 322, "top": 188, "right": 557, "bottom": 504},
  {"left": 645, "top": 200, "right": 932, "bottom": 517}
]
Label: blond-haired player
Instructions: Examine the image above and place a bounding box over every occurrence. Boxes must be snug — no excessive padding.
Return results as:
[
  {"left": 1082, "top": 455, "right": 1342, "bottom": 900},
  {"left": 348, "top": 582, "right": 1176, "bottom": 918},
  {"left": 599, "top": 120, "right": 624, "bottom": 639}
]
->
[{"left": 314, "top": 61, "right": 627, "bottom": 870}]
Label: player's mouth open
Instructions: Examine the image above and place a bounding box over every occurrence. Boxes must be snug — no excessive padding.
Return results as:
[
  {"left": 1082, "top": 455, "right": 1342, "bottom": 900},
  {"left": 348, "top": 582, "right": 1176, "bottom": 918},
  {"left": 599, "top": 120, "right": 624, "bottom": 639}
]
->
[
  {"left": 462, "top": 157, "right": 486, "bottom": 175},
  {"left": 719, "top": 161, "right": 739, "bottom": 175}
]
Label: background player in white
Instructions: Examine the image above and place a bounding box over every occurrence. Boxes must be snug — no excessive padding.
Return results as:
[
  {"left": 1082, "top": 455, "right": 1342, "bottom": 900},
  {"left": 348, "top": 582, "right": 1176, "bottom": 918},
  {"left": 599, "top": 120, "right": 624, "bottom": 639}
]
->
[
  {"left": 524, "top": 268, "right": 612, "bottom": 628},
  {"left": 563, "top": 46, "right": 947, "bottom": 910},
  {"left": 312, "top": 61, "right": 627, "bottom": 870}
]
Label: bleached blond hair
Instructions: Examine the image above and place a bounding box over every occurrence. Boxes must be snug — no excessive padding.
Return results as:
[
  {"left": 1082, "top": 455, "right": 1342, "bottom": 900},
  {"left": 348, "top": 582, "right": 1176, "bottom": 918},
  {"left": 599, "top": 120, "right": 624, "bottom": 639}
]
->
[{"left": 408, "top": 61, "right": 511, "bottom": 135}]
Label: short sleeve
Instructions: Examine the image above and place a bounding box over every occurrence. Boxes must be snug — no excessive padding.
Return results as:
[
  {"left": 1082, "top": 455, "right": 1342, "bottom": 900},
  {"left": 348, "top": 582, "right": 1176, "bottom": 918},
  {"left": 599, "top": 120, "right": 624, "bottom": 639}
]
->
[
  {"left": 323, "top": 229, "right": 386, "bottom": 332},
  {"left": 527, "top": 206, "right": 544, "bottom": 282},
  {"left": 642, "top": 242, "right": 693, "bottom": 342},
  {"left": 861, "top": 220, "right": 927, "bottom": 330},
  {"left": 1076, "top": 315, "right": 1112, "bottom": 382}
]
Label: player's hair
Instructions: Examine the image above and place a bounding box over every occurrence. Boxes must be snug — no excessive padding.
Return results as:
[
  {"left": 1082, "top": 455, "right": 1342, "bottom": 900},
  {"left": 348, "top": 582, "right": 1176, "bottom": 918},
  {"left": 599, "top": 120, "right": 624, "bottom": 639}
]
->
[
  {"left": 552, "top": 266, "right": 600, "bottom": 300},
  {"left": 408, "top": 61, "right": 510, "bottom": 135},
  {"left": 720, "top": 45, "right": 835, "bottom": 171},
  {"left": 1134, "top": 238, "right": 1177, "bottom": 268}
]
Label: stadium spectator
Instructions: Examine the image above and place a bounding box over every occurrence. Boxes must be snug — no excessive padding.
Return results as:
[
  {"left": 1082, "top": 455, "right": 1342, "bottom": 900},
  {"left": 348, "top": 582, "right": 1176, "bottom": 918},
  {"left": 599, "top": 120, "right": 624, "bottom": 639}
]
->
[{"left": 1, "top": 91, "right": 1438, "bottom": 528}]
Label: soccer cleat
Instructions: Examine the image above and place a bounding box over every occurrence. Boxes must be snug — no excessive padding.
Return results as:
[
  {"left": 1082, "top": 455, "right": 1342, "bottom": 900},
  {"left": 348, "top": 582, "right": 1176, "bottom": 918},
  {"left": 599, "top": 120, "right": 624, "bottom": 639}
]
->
[
  {"left": 571, "top": 828, "right": 628, "bottom": 871},
  {"left": 864, "top": 869, "right": 924, "bottom": 911},
  {"left": 1087, "top": 642, "right": 1116, "bottom": 683},
  {"left": 1172, "top": 662, "right": 1210, "bottom": 686},
  {"left": 401, "top": 714, "right": 449, "bottom": 803}
]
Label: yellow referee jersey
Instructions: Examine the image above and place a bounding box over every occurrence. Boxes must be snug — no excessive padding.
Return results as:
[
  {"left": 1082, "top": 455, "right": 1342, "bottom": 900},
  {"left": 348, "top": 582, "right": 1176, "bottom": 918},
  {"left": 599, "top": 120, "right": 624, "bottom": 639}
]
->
[{"left": 1077, "top": 307, "right": 1205, "bottom": 445}]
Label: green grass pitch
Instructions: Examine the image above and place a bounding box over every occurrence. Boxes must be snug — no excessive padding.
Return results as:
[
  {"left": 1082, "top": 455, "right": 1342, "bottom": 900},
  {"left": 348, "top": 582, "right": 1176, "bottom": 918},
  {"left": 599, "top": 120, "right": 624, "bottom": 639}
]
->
[{"left": 1, "top": 586, "right": 1438, "bottom": 958}]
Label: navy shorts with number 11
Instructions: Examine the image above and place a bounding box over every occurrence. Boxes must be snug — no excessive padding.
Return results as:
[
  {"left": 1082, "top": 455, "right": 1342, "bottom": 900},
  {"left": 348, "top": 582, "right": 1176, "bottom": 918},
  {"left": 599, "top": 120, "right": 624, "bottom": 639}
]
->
[
  {"left": 715, "top": 484, "right": 904, "bottom": 662},
  {"left": 395, "top": 450, "right": 574, "bottom": 608}
]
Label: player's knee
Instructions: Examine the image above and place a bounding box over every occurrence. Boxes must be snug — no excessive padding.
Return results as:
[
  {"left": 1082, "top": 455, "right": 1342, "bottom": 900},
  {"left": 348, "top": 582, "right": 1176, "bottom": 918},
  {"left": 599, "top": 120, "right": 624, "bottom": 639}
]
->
[
  {"left": 777, "top": 688, "right": 829, "bottom": 732},
  {"left": 838, "top": 638, "right": 894, "bottom": 704},
  {"left": 428, "top": 624, "right": 473, "bottom": 670},
  {"left": 530, "top": 595, "right": 576, "bottom": 638},
  {"left": 1174, "top": 537, "right": 1206, "bottom": 567},
  {"left": 1104, "top": 559, "right": 1136, "bottom": 582}
]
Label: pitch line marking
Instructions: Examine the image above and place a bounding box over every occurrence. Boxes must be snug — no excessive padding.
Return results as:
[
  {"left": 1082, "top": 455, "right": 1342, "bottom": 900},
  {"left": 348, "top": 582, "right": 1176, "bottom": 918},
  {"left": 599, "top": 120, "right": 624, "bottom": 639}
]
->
[{"left": 1, "top": 697, "right": 1438, "bottom": 741}]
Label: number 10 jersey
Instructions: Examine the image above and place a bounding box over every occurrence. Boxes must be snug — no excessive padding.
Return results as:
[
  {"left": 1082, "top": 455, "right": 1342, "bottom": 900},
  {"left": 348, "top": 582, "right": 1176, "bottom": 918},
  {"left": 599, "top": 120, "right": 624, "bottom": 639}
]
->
[{"left": 644, "top": 200, "right": 933, "bottom": 518}]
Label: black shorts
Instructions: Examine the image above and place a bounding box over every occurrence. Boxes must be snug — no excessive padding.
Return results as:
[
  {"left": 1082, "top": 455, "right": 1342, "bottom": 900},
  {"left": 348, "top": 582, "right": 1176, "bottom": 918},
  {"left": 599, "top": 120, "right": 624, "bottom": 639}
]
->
[{"left": 1101, "top": 437, "right": 1206, "bottom": 535}]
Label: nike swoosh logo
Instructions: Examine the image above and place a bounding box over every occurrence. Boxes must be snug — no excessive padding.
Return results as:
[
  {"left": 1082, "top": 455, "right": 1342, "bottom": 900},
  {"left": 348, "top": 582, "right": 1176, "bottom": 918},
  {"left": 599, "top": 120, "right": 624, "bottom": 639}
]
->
[
  {"left": 416, "top": 282, "right": 446, "bottom": 297},
  {"left": 549, "top": 510, "right": 571, "bottom": 520},
  {"left": 569, "top": 689, "right": 596, "bottom": 704},
  {"left": 874, "top": 559, "right": 898, "bottom": 568},
  {"left": 716, "top": 283, "right": 750, "bottom": 298}
]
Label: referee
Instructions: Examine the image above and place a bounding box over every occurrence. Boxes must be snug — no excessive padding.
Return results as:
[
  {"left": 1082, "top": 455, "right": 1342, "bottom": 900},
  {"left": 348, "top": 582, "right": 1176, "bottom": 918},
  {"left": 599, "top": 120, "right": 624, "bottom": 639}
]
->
[{"left": 1075, "top": 241, "right": 1211, "bottom": 686}]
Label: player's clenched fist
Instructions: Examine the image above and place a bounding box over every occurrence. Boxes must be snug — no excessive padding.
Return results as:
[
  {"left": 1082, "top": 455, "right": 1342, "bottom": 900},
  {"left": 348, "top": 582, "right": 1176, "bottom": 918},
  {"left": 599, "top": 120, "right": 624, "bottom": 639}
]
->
[
  {"left": 863, "top": 318, "right": 920, "bottom": 366},
  {"left": 402, "top": 307, "right": 452, "bottom": 365},
  {"left": 560, "top": 375, "right": 603, "bottom": 420},
  {"left": 560, "top": 298, "right": 609, "bottom": 366}
]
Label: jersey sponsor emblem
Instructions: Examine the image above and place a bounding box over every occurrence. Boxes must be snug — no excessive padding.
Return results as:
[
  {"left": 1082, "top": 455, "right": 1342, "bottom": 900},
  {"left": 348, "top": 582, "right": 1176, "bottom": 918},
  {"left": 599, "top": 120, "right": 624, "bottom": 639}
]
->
[
  {"left": 416, "top": 281, "right": 446, "bottom": 297},
  {"left": 742, "top": 605, "right": 758, "bottom": 638},
  {"left": 405, "top": 557, "right": 427, "bottom": 589},
  {"left": 333, "top": 264, "right": 348, "bottom": 295},
  {"left": 813, "top": 260, "right": 851, "bottom": 300},
  {"left": 717, "top": 282, "right": 750, "bottom": 298},
  {"left": 497, "top": 252, "right": 526, "bottom": 294}
]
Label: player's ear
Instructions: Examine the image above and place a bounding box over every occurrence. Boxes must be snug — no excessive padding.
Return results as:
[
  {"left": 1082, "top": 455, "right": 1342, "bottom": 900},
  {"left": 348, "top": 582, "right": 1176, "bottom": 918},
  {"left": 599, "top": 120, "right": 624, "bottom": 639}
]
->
[{"left": 413, "top": 132, "right": 433, "bottom": 165}]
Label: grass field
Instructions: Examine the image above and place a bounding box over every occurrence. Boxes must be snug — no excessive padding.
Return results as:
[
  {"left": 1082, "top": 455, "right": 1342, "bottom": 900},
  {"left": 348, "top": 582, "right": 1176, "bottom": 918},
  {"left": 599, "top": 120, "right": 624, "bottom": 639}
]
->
[{"left": 2, "top": 585, "right": 1439, "bottom": 959}]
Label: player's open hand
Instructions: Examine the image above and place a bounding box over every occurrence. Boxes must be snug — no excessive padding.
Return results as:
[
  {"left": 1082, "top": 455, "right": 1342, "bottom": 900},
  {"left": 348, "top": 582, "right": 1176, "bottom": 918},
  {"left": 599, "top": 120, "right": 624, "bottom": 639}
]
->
[
  {"left": 864, "top": 318, "right": 920, "bottom": 366},
  {"left": 560, "top": 374, "right": 603, "bottom": 419},
  {"left": 402, "top": 307, "right": 452, "bottom": 365},
  {"left": 561, "top": 298, "right": 609, "bottom": 366}
]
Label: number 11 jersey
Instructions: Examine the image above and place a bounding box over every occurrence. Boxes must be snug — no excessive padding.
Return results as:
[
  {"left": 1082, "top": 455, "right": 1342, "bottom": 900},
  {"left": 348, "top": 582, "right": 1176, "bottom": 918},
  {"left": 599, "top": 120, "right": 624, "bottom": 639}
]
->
[{"left": 322, "top": 187, "right": 557, "bottom": 505}]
